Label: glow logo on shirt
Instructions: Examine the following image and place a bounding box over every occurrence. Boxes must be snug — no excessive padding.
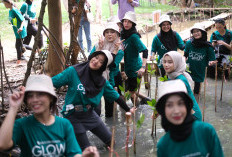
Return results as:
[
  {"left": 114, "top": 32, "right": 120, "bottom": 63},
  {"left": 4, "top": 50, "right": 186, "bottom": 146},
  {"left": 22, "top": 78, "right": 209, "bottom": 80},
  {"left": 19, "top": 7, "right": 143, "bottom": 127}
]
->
[
  {"left": 189, "top": 51, "right": 205, "bottom": 61},
  {"left": 32, "top": 140, "right": 65, "bottom": 157},
  {"left": 77, "top": 83, "right": 85, "bottom": 94},
  {"left": 161, "top": 44, "right": 167, "bottom": 50}
]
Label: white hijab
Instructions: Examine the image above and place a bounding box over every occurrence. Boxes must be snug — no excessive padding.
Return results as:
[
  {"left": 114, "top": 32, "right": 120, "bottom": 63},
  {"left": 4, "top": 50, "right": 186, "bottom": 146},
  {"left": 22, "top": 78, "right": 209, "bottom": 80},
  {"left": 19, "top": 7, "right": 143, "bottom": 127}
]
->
[
  {"left": 163, "top": 51, "right": 194, "bottom": 88},
  {"left": 95, "top": 37, "right": 121, "bottom": 80}
]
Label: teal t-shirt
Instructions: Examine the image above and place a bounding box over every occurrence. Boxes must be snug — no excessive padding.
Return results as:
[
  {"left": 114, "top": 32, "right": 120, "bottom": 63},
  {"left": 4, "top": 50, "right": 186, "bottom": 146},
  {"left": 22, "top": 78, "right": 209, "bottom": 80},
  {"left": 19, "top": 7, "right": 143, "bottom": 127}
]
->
[
  {"left": 52, "top": 66, "right": 120, "bottom": 116},
  {"left": 157, "top": 120, "right": 224, "bottom": 157},
  {"left": 185, "top": 40, "right": 216, "bottom": 82},
  {"left": 176, "top": 75, "right": 202, "bottom": 120},
  {"left": 151, "top": 32, "right": 185, "bottom": 68},
  {"left": 12, "top": 115, "right": 82, "bottom": 157},
  {"left": 9, "top": 7, "right": 27, "bottom": 39},
  {"left": 20, "top": 2, "right": 37, "bottom": 19},
  {"left": 122, "top": 34, "right": 147, "bottom": 78},
  {"left": 210, "top": 29, "right": 232, "bottom": 43}
]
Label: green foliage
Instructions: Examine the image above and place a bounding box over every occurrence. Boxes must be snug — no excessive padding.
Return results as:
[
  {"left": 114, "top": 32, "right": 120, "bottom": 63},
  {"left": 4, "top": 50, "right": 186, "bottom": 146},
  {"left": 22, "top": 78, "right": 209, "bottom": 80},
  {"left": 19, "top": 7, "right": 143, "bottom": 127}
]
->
[
  {"left": 147, "top": 64, "right": 156, "bottom": 75},
  {"left": 159, "top": 75, "right": 168, "bottom": 82},
  {"left": 186, "top": 64, "right": 191, "bottom": 73},
  {"left": 137, "top": 113, "right": 145, "bottom": 129},
  {"left": 119, "top": 84, "right": 131, "bottom": 101}
]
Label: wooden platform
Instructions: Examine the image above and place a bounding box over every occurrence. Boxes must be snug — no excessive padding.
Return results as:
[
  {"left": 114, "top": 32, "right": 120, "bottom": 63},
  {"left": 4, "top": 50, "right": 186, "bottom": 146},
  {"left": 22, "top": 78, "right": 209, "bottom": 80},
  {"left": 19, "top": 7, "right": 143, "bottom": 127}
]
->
[{"left": 179, "top": 12, "right": 232, "bottom": 41}]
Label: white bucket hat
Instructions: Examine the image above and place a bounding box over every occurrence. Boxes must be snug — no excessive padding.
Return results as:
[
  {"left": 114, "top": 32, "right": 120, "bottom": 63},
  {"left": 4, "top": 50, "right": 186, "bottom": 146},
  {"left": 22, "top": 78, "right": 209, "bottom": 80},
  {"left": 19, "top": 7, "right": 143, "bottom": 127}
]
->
[
  {"left": 103, "top": 22, "right": 120, "bottom": 36},
  {"left": 159, "top": 14, "right": 172, "bottom": 26},
  {"left": 101, "top": 50, "right": 113, "bottom": 66},
  {"left": 122, "top": 11, "right": 137, "bottom": 24},
  {"left": 190, "top": 23, "right": 206, "bottom": 33},
  {"left": 25, "top": 75, "right": 57, "bottom": 99},
  {"left": 156, "top": 79, "right": 193, "bottom": 115}
]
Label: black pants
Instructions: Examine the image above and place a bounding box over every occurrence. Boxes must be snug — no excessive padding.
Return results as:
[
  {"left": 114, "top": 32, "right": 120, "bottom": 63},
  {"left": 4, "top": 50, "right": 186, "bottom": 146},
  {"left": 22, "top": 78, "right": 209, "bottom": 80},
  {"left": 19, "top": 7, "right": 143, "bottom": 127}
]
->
[
  {"left": 74, "top": 119, "right": 111, "bottom": 151},
  {"left": 23, "top": 24, "right": 43, "bottom": 49},
  {"left": 194, "top": 82, "right": 201, "bottom": 94},
  {"left": 16, "top": 38, "right": 23, "bottom": 60},
  {"left": 105, "top": 72, "right": 123, "bottom": 117}
]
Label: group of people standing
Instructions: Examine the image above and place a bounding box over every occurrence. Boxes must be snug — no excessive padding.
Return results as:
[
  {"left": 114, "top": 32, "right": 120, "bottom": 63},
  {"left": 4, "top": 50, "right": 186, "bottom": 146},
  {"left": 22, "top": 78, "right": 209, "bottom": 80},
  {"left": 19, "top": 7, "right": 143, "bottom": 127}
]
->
[
  {"left": 2, "top": 0, "right": 43, "bottom": 64},
  {"left": 1, "top": 0, "right": 231, "bottom": 156}
]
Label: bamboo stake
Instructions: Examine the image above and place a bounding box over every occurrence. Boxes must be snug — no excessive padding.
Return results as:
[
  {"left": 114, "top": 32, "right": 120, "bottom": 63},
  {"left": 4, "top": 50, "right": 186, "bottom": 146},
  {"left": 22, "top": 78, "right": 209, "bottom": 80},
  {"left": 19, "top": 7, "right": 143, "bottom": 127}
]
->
[
  {"left": 202, "top": 67, "right": 207, "bottom": 122},
  {"left": 0, "top": 43, "right": 4, "bottom": 113},
  {"left": 215, "top": 62, "right": 218, "bottom": 112},
  {"left": 133, "top": 78, "right": 141, "bottom": 154},
  {"left": 220, "top": 63, "right": 226, "bottom": 101},
  {"left": 151, "top": 71, "right": 158, "bottom": 136},
  {"left": 126, "top": 112, "right": 131, "bottom": 157},
  {"left": 110, "top": 87, "right": 117, "bottom": 157},
  {"left": 146, "top": 25, "right": 149, "bottom": 48}
]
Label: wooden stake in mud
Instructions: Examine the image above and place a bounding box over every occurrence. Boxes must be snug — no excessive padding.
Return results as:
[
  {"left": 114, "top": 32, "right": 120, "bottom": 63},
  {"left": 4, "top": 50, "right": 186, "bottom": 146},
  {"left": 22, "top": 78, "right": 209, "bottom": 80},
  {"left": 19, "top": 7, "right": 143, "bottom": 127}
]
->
[
  {"left": 202, "top": 67, "right": 207, "bottom": 122},
  {"left": 133, "top": 78, "right": 141, "bottom": 154},
  {"left": 215, "top": 62, "right": 218, "bottom": 112},
  {"left": 110, "top": 88, "right": 117, "bottom": 157},
  {"left": 220, "top": 63, "right": 226, "bottom": 101},
  {"left": 146, "top": 25, "right": 149, "bottom": 48},
  {"left": 151, "top": 71, "right": 158, "bottom": 136},
  {"left": 126, "top": 112, "right": 132, "bottom": 157}
]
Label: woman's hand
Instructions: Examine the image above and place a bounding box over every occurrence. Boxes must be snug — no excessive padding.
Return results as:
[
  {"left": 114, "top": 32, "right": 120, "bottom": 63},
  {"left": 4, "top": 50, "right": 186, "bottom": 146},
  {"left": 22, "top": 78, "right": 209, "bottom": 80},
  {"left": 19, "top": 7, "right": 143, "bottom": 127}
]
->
[
  {"left": 82, "top": 146, "right": 99, "bottom": 157},
  {"left": 209, "top": 60, "right": 217, "bottom": 66},
  {"left": 97, "top": 35, "right": 104, "bottom": 51},
  {"left": 30, "top": 18, "right": 37, "bottom": 24},
  {"left": 113, "top": 39, "right": 125, "bottom": 55},
  {"left": 216, "top": 40, "right": 226, "bottom": 46},
  {"left": 9, "top": 86, "right": 25, "bottom": 110},
  {"left": 136, "top": 67, "right": 146, "bottom": 76},
  {"left": 127, "top": 0, "right": 133, "bottom": 3},
  {"left": 130, "top": 107, "right": 137, "bottom": 114},
  {"left": 17, "top": 28, "right": 23, "bottom": 33}
]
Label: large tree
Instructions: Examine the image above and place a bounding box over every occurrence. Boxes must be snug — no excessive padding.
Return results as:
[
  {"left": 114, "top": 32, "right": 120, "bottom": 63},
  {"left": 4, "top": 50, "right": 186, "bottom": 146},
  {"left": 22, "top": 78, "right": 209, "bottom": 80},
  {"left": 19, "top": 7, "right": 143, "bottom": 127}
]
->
[{"left": 45, "top": 0, "right": 65, "bottom": 76}]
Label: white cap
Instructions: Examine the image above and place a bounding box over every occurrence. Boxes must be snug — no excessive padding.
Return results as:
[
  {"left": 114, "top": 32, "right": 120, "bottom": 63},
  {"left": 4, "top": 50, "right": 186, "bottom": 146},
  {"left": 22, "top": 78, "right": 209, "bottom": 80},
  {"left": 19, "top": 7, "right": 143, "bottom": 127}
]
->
[
  {"left": 159, "top": 14, "right": 172, "bottom": 26},
  {"left": 122, "top": 11, "right": 137, "bottom": 24},
  {"left": 101, "top": 50, "right": 113, "bottom": 66},
  {"left": 103, "top": 22, "right": 120, "bottom": 36},
  {"left": 191, "top": 23, "right": 206, "bottom": 33},
  {"left": 157, "top": 79, "right": 187, "bottom": 101}
]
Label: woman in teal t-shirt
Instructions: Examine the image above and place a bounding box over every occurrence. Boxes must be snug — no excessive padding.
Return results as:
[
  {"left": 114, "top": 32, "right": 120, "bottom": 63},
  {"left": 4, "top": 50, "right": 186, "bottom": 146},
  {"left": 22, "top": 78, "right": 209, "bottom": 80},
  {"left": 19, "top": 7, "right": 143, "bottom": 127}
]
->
[
  {"left": 20, "top": 0, "right": 43, "bottom": 49},
  {"left": 151, "top": 14, "right": 185, "bottom": 76},
  {"left": 156, "top": 80, "right": 224, "bottom": 157},
  {"left": 184, "top": 23, "right": 216, "bottom": 96},
  {"left": 3, "top": 0, "right": 27, "bottom": 64},
  {"left": 162, "top": 51, "right": 202, "bottom": 120},
  {"left": 121, "top": 11, "right": 148, "bottom": 101},
  {"left": 0, "top": 75, "right": 99, "bottom": 157},
  {"left": 91, "top": 22, "right": 124, "bottom": 117},
  {"left": 52, "top": 50, "right": 135, "bottom": 151}
]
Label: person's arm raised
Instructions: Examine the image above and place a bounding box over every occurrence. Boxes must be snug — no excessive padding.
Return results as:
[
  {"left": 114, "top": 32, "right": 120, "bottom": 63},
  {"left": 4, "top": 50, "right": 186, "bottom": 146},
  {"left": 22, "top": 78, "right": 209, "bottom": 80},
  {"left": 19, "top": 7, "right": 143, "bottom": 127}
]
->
[{"left": 0, "top": 87, "right": 25, "bottom": 150}]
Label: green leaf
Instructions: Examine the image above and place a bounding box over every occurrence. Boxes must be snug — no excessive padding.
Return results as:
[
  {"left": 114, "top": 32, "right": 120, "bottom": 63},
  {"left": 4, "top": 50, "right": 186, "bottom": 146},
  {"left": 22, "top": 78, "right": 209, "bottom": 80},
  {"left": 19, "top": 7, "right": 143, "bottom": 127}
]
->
[
  {"left": 159, "top": 77, "right": 165, "bottom": 82},
  {"left": 147, "top": 64, "right": 151, "bottom": 71},
  {"left": 152, "top": 99, "right": 156, "bottom": 106},
  {"left": 137, "top": 113, "right": 145, "bottom": 129},
  {"left": 137, "top": 77, "right": 141, "bottom": 85},
  {"left": 147, "top": 101, "right": 153, "bottom": 106},
  {"left": 119, "top": 85, "right": 125, "bottom": 92}
]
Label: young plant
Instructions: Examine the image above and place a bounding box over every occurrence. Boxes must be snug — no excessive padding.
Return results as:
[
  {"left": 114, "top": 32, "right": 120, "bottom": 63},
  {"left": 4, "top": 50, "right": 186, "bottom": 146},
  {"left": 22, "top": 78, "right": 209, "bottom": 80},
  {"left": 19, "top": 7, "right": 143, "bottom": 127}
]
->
[{"left": 159, "top": 75, "right": 168, "bottom": 82}]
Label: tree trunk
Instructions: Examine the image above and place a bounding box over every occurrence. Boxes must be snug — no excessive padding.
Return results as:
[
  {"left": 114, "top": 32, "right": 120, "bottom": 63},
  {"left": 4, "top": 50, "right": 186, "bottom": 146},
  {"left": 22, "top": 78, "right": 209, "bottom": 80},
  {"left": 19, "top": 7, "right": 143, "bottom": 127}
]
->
[
  {"left": 109, "top": 0, "right": 113, "bottom": 17},
  {"left": 95, "top": 0, "right": 102, "bottom": 23},
  {"left": 45, "top": 0, "right": 65, "bottom": 76}
]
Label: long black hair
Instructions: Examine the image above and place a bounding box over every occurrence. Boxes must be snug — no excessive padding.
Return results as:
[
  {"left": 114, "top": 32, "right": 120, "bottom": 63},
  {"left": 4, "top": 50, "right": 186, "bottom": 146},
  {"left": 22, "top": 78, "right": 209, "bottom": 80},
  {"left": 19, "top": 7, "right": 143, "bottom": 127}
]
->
[
  {"left": 215, "top": 18, "right": 227, "bottom": 29},
  {"left": 25, "top": 0, "right": 32, "bottom": 5}
]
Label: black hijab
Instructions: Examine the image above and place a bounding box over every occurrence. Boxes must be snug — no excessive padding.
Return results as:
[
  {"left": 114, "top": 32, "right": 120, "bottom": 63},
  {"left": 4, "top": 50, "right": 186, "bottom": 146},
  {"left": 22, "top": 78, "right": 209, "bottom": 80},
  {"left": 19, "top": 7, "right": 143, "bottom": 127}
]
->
[
  {"left": 73, "top": 51, "right": 108, "bottom": 98},
  {"left": 120, "top": 21, "right": 141, "bottom": 40},
  {"left": 26, "top": 0, "right": 32, "bottom": 5},
  {"left": 191, "top": 30, "right": 213, "bottom": 48},
  {"left": 157, "top": 92, "right": 195, "bottom": 142},
  {"left": 158, "top": 27, "right": 178, "bottom": 51}
]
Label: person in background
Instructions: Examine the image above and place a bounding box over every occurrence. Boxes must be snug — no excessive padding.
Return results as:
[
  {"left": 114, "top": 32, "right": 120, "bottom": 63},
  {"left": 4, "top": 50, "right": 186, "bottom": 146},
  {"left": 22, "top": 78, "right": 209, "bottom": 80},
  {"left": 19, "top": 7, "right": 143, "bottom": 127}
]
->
[
  {"left": 210, "top": 18, "right": 232, "bottom": 69},
  {"left": 156, "top": 80, "right": 224, "bottom": 157},
  {"left": 0, "top": 75, "right": 99, "bottom": 157},
  {"left": 20, "top": 0, "right": 43, "bottom": 50},
  {"left": 52, "top": 50, "right": 135, "bottom": 151},
  {"left": 91, "top": 22, "right": 124, "bottom": 117},
  {"left": 111, "top": 0, "right": 139, "bottom": 21},
  {"left": 2, "top": 0, "right": 27, "bottom": 64},
  {"left": 151, "top": 14, "right": 185, "bottom": 77},
  {"left": 162, "top": 51, "right": 202, "bottom": 120},
  {"left": 184, "top": 23, "right": 216, "bottom": 97},
  {"left": 121, "top": 11, "right": 148, "bottom": 104},
  {"left": 72, "top": 0, "right": 92, "bottom": 53}
]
